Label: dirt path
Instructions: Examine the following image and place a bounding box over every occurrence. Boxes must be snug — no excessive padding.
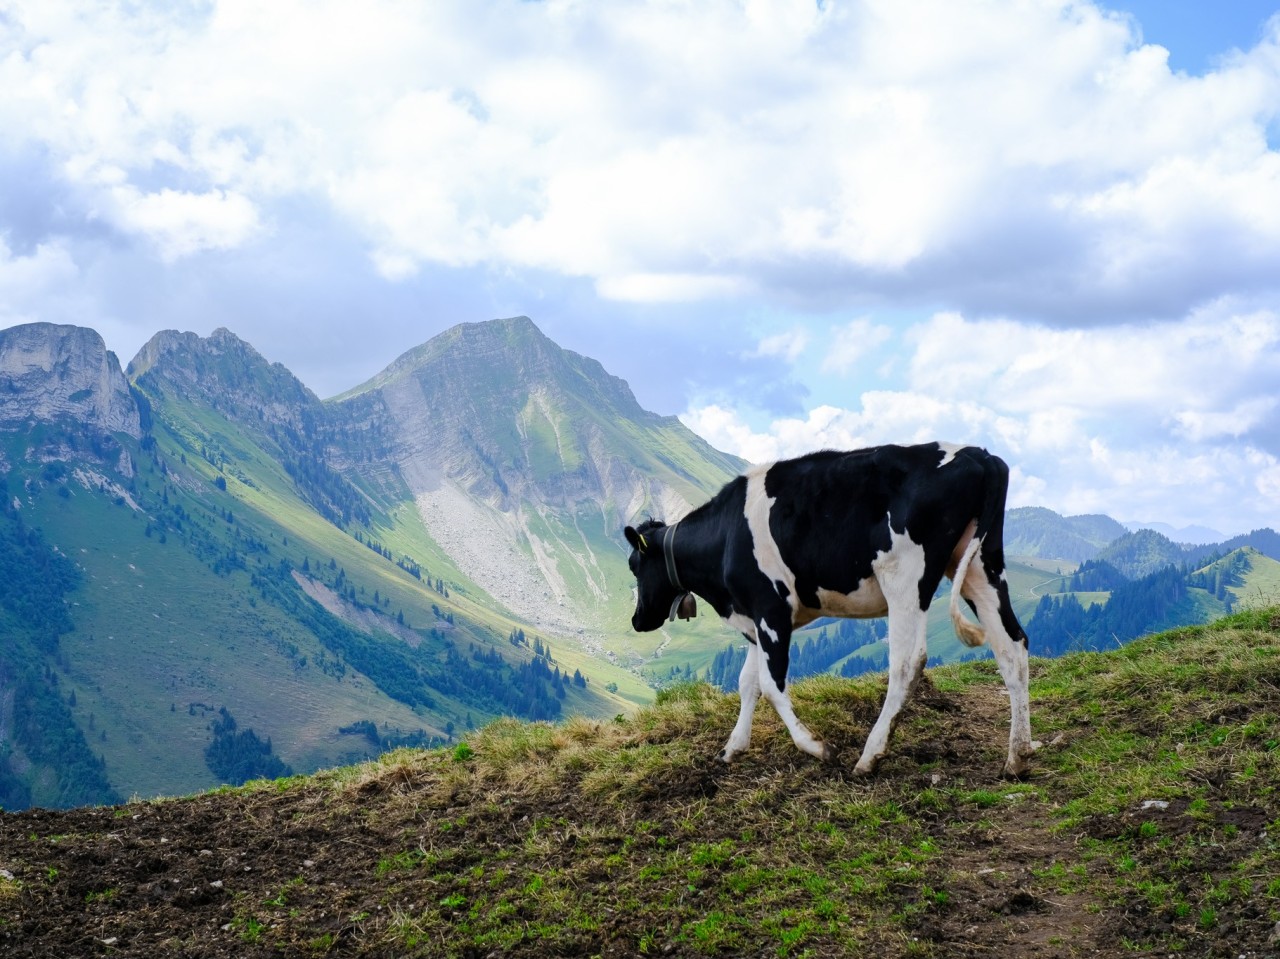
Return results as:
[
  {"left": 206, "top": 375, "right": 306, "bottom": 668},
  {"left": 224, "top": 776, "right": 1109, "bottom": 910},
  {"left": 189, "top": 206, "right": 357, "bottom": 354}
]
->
[{"left": 910, "top": 685, "right": 1105, "bottom": 957}]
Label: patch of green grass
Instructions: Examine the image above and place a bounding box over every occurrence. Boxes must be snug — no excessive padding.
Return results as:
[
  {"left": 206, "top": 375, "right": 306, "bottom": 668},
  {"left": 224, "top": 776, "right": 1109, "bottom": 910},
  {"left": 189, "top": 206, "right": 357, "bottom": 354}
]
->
[
  {"left": 237, "top": 916, "right": 265, "bottom": 944},
  {"left": 376, "top": 849, "right": 427, "bottom": 876},
  {"left": 263, "top": 876, "right": 304, "bottom": 907}
]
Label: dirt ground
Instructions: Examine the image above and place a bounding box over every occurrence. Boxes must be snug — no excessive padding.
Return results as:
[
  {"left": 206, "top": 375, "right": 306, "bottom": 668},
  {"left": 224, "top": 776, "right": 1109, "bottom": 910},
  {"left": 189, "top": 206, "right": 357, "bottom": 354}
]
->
[{"left": 2, "top": 679, "right": 1278, "bottom": 958}]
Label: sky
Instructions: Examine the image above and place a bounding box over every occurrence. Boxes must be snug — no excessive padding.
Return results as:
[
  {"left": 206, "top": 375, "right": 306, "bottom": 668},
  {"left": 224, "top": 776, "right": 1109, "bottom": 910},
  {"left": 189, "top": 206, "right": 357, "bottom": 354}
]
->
[{"left": 2, "top": 0, "right": 1279, "bottom": 538}]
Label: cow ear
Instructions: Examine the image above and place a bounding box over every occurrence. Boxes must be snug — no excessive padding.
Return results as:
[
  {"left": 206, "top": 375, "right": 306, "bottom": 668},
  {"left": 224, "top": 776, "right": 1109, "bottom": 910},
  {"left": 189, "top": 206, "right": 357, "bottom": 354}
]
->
[{"left": 624, "top": 526, "right": 647, "bottom": 553}]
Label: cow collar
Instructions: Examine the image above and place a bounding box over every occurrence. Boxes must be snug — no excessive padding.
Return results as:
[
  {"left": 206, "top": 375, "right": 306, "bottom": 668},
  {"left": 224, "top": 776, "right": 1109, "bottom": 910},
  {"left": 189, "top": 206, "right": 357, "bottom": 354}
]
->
[{"left": 663, "top": 522, "right": 697, "bottom": 621}]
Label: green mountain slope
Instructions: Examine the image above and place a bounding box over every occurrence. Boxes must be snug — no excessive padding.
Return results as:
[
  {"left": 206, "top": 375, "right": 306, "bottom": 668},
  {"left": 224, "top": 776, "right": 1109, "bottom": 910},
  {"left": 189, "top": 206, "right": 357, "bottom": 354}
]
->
[
  {"left": 1027, "top": 547, "right": 1280, "bottom": 656},
  {"left": 1005, "top": 506, "right": 1127, "bottom": 562},
  {"left": 1, "top": 321, "right": 649, "bottom": 807},
  {"left": 1097, "top": 528, "right": 1187, "bottom": 579},
  {"left": 0, "top": 484, "right": 118, "bottom": 809}
]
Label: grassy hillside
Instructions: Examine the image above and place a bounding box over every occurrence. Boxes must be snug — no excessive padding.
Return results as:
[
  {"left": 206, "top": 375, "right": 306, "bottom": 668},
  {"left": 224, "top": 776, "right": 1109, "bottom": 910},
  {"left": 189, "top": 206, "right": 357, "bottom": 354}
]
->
[
  {"left": 4, "top": 607, "right": 1280, "bottom": 957},
  {"left": 6, "top": 380, "right": 640, "bottom": 803}
]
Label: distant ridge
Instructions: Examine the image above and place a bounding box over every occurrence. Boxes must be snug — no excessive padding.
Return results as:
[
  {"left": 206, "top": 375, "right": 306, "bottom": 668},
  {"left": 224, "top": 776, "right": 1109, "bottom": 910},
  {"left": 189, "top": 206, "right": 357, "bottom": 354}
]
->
[
  {"left": 1123, "top": 519, "right": 1226, "bottom": 545},
  {"left": 1005, "top": 506, "right": 1127, "bottom": 563},
  {"left": 1007, "top": 505, "right": 1279, "bottom": 567}
]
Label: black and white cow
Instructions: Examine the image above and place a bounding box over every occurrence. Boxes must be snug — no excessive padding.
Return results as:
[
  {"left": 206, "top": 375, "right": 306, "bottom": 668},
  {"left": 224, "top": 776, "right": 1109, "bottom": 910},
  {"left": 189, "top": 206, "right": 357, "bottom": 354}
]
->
[{"left": 624, "top": 442, "right": 1034, "bottom": 777}]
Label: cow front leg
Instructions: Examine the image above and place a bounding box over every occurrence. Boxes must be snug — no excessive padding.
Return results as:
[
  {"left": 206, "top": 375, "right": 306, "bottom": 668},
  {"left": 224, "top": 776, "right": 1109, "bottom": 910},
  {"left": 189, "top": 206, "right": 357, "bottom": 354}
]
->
[
  {"left": 719, "top": 638, "right": 761, "bottom": 763},
  {"left": 855, "top": 603, "right": 928, "bottom": 774},
  {"left": 756, "top": 618, "right": 833, "bottom": 762}
]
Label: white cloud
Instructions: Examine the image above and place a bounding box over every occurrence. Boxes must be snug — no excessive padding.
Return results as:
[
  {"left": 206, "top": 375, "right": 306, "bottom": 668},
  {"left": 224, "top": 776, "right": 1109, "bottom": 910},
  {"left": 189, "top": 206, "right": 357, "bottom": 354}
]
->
[
  {"left": 4, "top": 0, "right": 1280, "bottom": 535},
  {"left": 684, "top": 306, "right": 1280, "bottom": 534},
  {"left": 595, "top": 272, "right": 753, "bottom": 303},
  {"left": 104, "top": 186, "right": 262, "bottom": 260},
  {"left": 0, "top": 239, "right": 85, "bottom": 328},
  {"left": 820, "top": 317, "right": 892, "bottom": 374},
  {"left": 1174, "top": 397, "right": 1279, "bottom": 442},
  {"left": 0, "top": 238, "right": 78, "bottom": 300},
  {"left": 743, "top": 328, "right": 809, "bottom": 362},
  {"left": 905, "top": 306, "right": 1280, "bottom": 426},
  {"left": 3, "top": 0, "right": 1279, "bottom": 319}
]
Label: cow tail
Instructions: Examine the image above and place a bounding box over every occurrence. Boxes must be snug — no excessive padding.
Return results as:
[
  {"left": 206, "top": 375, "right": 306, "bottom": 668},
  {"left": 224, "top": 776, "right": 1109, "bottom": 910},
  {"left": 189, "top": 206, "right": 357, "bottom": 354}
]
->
[
  {"left": 949, "top": 536, "right": 986, "bottom": 647},
  {"left": 950, "top": 451, "right": 1021, "bottom": 649}
]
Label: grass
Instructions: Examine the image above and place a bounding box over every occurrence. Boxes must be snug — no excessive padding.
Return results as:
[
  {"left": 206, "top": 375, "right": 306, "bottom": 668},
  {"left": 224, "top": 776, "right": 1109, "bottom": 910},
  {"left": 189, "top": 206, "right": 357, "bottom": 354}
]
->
[
  {"left": 344, "top": 603, "right": 1256, "bottom": 951},
  {"left": 7, "top": 607, "right": 1280, "bottom": 957}
]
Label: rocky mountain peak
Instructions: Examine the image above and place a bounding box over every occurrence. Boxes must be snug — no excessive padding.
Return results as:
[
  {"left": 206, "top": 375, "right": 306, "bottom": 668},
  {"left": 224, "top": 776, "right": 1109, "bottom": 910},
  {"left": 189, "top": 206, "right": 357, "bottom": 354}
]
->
[
  {"left": 128, "top": 327, "right": 319, "bottom": 431},
  {"left": 333, "top": 315, "right": 721, "bottom": 505},
  {"left": 0, "top": 322, "right": 140, "bottom": 438},
  {"left": 339, "top": 316, "right": 647, "bottom": 420},
  {"left": 329, "top": 315, "right": 742, "bottom": 633}
]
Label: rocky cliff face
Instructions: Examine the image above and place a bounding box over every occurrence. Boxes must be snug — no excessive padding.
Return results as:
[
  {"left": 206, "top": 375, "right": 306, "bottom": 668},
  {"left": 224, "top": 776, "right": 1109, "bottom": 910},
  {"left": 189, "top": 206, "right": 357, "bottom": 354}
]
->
[{"left": 0, "top": 323, "right": 141, "bottom": 438}]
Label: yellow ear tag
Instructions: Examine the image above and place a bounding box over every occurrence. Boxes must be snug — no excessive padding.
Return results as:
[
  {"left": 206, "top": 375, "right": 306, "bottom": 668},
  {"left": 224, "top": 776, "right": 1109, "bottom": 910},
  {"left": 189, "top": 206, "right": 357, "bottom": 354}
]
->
[{"left": 638, "top": 534, "right": 649, "bottom": 552}]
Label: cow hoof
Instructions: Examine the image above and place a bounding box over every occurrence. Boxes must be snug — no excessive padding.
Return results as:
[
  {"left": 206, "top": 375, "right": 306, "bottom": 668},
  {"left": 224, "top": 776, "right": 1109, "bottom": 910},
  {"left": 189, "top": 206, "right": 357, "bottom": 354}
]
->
[
  {"left": 819, "top": 742, "right": 840, "bottom": 765},
  {"left": 716, "top": 748, "right": 733, "bottom": 764},
  {"left": 1001, "top": 761, "right": 1031, "bottom": 781}
]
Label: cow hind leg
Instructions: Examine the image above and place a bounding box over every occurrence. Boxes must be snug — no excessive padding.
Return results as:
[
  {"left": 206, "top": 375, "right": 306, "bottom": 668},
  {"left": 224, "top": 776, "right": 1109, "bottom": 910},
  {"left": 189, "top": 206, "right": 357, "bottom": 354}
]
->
[
  {"left": 756, "top": 620, "right": 833, "bottom": 762},
  {"left": 963, "top": 564, "right": 1036, "bottom": 777},
  {"left": 719, "top": 639, "right": 762, "bottom": 763},
  {"left": 855, "top": 602, "right": 928, "bottom": 774}
]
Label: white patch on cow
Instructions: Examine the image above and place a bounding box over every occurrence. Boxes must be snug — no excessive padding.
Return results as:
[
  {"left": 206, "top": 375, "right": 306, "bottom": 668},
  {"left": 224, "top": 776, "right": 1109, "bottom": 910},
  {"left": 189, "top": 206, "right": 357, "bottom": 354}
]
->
[
  {"left": 936, "top": 441, "right": 967, "bottom": 467},
  {"left": 743, "top": 465, "right": 800, "bottom": 610},
  {"left": 856, "top": 523, "right": 931, "bottom": 774},
  {"left": 756, "top": 620, "right": 829, "bottom": 760}
]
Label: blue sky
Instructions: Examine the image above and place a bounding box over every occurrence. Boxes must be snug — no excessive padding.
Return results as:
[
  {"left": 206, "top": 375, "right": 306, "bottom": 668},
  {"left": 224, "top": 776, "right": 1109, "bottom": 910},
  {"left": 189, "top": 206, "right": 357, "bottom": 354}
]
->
[{"left": 2, "top": 1, "right": 1279, "bottom": 537}]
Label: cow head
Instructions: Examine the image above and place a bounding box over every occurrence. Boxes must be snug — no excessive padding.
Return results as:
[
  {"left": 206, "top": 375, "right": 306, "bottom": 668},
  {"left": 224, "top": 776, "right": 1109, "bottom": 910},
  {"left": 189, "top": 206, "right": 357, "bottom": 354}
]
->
[{"left": 624, "top": 520, "right": 695, "bottom": 632}]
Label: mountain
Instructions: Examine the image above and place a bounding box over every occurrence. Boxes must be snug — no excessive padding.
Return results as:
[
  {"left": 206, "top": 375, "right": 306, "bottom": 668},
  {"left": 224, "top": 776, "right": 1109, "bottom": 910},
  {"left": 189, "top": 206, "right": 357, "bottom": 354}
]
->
[
  {"left": 0, "top": 317, "right": 741, "bottom": 808},
  {"left": 1192, "top": 527, "right": 1280, "bottom": 565},
  {"left": 127, "top": 327, "right": 322, "bottom": 431},
  {"left": 1007, "top": 506, "right": 1280, "bottom": 569},
  {"left": 1028, "top": 545, "right": 1280, "bottom": 656},
  {"left": 5, "top": 314, "right": 1274, "bottom": 809},
  {"left": 1096, "top": 528, "right": 1188, "bottom": 579},
  {"left": 1123, "top": 519, "right": 1225, "bottom": 545},
  {"left": 330, "top": 316, "right": 743, "bottom": 636},
  {"left": 6, "top": 607, "right": 1280, "bottom": 957},
  {"left": 1004, "top": 506, "right": 1127, "bottom": 562}
]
